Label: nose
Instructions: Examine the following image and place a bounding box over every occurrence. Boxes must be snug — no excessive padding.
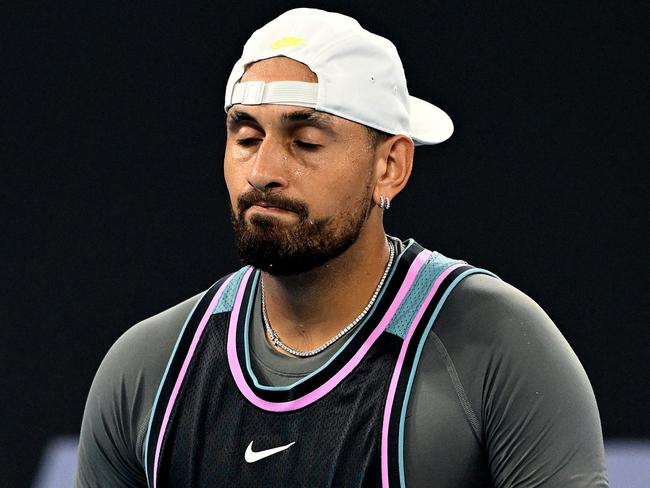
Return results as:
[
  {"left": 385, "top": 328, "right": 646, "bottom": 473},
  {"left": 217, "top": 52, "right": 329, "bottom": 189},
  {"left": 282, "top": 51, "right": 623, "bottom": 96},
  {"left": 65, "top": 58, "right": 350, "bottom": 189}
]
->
[{"left": 247, "top": 136, "right": 289, "bottom": 193}]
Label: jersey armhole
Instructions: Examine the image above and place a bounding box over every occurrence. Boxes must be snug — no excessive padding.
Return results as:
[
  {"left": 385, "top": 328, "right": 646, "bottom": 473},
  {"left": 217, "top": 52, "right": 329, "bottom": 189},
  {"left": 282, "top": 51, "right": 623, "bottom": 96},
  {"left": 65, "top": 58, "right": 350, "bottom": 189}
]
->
[{"left": 142, "top": 273, "right": 234, "bottom": 487}]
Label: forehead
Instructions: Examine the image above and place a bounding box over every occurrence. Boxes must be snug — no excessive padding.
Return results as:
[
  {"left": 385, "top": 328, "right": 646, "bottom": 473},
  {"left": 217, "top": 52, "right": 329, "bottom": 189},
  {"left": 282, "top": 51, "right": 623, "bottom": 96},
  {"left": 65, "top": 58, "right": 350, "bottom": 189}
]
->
[{"left": 230, "top": 56, "right": 367, "bottom": 137}]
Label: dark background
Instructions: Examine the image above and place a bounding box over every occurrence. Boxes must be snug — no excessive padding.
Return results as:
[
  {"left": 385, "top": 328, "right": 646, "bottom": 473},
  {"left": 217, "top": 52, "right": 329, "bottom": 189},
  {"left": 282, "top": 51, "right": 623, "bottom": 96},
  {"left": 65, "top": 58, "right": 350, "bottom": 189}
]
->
[{"left": 3, "top": 1, "right": 648, "bottom": 485}]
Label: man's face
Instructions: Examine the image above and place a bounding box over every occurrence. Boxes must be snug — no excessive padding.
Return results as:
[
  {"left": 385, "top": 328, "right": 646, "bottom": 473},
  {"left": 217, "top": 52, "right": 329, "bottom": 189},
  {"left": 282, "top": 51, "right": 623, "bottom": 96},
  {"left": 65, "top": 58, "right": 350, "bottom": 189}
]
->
[{"left": 224, "top": 57, "right": 379, "bottom": 275}]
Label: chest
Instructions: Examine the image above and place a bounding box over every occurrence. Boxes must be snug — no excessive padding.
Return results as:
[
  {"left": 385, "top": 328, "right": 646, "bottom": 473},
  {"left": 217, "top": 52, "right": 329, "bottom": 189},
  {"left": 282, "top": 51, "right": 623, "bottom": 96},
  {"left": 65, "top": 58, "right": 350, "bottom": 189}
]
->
[{"left": 144, "top": 245, "right": 492, "bottom": 487}]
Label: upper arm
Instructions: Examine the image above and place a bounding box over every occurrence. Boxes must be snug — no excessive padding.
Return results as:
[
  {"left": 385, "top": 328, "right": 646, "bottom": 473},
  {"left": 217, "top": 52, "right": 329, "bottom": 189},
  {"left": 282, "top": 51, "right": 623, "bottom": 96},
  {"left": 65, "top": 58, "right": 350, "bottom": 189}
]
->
[
  {"left": 439, "top": 274, "right": 609, "bottom": 487},
  {"left": 74, "top": 292, "right": 202, "bottom": 488},
  {"left": 75, "top": 327, "right": 151, "bottom": 487}
]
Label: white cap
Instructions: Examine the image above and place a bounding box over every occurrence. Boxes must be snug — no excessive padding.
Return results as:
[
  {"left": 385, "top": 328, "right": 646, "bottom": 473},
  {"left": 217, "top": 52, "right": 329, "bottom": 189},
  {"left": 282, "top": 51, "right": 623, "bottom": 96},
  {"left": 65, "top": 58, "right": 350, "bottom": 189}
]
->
[{"left": 224, "top": 8, "right": 454, "bottom": 145}]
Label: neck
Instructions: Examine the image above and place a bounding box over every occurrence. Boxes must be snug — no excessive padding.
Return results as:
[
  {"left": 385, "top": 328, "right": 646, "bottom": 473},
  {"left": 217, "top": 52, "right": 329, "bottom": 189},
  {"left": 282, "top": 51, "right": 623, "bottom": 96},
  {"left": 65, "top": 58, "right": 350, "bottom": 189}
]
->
[{"left": 261, "top": 223, "right": 392, "bottom": 356}]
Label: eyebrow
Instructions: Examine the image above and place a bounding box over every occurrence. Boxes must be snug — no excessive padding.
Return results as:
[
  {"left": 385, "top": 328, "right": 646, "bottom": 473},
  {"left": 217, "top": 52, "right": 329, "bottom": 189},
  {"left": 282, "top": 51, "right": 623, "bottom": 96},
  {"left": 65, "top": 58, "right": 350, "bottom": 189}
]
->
[
  {"left": 227, "top": 109, "right": 336, "bottom": 135},
  {"left": 280, "top": 110, "right": 334, "bottom": 131}
]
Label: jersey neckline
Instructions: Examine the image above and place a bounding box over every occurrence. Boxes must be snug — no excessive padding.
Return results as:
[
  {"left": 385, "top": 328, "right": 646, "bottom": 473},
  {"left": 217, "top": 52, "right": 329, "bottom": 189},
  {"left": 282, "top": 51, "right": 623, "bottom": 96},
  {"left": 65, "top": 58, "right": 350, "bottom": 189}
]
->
[{"left": 225, "top": 239, "right": 434, "bottom": 411}]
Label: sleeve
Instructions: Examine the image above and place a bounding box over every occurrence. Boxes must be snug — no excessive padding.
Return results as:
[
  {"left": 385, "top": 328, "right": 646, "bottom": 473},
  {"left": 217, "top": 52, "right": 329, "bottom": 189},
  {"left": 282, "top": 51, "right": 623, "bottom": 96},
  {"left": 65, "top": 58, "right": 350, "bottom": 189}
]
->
[
  {"left": 462, "top": 274, "right": 609, "bottom": 487},
  {"left": 74, "top": 293, "right": 202, "bottom": 488}
]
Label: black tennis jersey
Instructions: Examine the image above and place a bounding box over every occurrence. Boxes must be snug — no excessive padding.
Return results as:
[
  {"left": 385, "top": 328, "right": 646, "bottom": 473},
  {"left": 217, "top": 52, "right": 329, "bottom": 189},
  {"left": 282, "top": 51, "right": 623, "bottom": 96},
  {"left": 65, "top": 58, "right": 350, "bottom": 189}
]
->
[{"left": 144, "top": 240, "right": 497, "bottom": 487}]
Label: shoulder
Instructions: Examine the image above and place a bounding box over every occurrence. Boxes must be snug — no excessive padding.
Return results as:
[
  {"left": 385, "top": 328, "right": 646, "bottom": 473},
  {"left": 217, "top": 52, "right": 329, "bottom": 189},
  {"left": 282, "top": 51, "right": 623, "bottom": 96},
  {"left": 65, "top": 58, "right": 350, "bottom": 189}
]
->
[
  {"left": 101, "top": 267, "right": 246, "bottom": 391},
  {"left": 441, "top": 271, "right": 556, "bottom": 336},
  {"left": 110, "top": 292, "right": 204, "bottom": 378},
  {"left": 435, "top": 271, "right": 580, "bottom": 371},
  {"left": 409, "top": 269, "right": 561, "bottom": 431},
  {"left": 433, "top": 270, "right": 586, "bottom": 409},
  {"left": 91, "top": 290, "right": 207, "bottom": 418}
]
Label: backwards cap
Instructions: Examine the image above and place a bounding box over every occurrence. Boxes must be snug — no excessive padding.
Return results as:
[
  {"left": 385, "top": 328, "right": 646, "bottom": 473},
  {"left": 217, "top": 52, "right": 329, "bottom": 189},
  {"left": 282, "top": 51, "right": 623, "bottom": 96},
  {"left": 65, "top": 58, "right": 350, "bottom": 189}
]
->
[{"left": 224, "top": 8, "right": 453, "bottom": 145}]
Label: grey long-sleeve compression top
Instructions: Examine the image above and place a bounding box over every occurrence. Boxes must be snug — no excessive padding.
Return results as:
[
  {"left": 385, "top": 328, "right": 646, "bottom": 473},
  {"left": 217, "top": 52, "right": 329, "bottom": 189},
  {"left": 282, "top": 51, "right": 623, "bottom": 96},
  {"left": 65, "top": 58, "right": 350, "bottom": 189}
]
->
[{"left": 75, "top": 238, "right": 608, "bottom": 487}]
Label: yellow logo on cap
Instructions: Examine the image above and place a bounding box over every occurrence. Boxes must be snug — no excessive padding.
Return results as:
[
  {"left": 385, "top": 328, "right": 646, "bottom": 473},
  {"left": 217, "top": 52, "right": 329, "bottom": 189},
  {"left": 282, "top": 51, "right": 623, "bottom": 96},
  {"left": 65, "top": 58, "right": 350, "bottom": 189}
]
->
[{"left": 272, "top": 36, "right": 306, "bottom": 50}]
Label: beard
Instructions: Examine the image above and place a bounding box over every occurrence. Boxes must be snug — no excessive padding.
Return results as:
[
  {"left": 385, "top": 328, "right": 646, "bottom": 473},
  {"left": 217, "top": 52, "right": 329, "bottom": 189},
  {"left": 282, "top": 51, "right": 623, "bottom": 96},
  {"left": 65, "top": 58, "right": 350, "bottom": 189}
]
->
[{"left": 231, "top": 187, "right": 373, "bottom": 276}]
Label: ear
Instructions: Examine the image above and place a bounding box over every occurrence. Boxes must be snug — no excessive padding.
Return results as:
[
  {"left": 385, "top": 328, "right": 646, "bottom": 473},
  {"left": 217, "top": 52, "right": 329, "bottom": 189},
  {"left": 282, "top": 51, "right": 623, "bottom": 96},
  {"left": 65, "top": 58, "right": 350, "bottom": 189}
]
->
[{"left": 372, "top": 135, "right": 414, "bottom": 205}]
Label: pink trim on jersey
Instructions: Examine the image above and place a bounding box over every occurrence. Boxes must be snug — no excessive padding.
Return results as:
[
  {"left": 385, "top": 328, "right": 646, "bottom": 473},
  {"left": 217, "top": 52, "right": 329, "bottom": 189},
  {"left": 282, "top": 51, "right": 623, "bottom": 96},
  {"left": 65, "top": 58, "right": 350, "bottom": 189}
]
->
[
  {"left": 152, "top": 273, "right": 237, "bottom": 488},
  {"left": 226, "top": 250, "right": 432, "bottom": 412},
  {"left": 380, "top": 262, "right": 466, "bottom": 487}
]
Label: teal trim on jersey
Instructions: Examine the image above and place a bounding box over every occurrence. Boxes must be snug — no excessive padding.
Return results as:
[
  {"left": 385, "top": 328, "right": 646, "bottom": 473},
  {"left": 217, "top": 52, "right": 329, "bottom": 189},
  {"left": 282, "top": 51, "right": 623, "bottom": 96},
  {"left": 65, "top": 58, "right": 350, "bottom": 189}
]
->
[
  {"left": 213, "top": 266, "right": 248, "bottom": 314},
  {"left": 397, "top": 268, "right": 500, "bottom": 487},
  {"left": 242, "top": 239, "right": 416, "bottom": 392},
  {"left": 143, "top": 286, "right": 210, "bottom": 488},
  {"left": 385, "top": 252, "right": 465, "bottom": 339}
]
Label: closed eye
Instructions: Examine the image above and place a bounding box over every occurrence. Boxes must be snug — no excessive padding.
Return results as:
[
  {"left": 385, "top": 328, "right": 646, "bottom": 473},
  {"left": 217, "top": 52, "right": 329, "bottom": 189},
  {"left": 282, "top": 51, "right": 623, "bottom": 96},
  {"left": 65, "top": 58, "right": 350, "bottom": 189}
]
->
[
  {"left": 236, "top": 138, "right": 261, "bottom": 147},
  {"left": 294, "top": 140, "right": 321, "bottom": 150}
]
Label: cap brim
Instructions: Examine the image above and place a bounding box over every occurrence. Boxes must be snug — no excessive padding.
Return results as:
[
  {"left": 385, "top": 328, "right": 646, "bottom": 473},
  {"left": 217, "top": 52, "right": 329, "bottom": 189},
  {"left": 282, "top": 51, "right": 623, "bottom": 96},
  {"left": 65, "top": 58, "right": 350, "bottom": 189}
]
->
[{"left": 409, "top": 96, "right": 454, "bottom": 145}]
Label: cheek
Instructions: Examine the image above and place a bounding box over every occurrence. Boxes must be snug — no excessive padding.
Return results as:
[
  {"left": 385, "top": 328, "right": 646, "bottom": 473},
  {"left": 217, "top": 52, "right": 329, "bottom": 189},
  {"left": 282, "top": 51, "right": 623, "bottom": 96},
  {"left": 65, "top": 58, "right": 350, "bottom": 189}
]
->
[
  {"left": 223, "top": 154, "right": 245, "bottom": 209},
  {"left": 317, "top": 163, "right": 373, "bottom": 215},
  {"left": 222, "top": 158, "right": 234, "bottom": 193},
  {"left": 333, "top": 137, "right": 374, "bottom": 188}
]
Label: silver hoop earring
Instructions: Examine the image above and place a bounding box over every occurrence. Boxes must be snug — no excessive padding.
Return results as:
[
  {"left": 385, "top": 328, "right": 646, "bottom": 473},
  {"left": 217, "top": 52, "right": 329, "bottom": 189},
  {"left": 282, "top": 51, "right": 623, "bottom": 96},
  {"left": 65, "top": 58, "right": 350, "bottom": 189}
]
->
[{"left": 378, "top": 195, "right": 391, "bottom": 210}]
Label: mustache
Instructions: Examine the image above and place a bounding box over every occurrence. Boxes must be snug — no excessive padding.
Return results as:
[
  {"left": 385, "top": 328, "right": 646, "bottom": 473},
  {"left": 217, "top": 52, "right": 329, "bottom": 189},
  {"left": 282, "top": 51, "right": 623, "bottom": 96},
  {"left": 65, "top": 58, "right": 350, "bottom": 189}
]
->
[{"left": 236, "top": 190, "right": 309, "bottom": 220}]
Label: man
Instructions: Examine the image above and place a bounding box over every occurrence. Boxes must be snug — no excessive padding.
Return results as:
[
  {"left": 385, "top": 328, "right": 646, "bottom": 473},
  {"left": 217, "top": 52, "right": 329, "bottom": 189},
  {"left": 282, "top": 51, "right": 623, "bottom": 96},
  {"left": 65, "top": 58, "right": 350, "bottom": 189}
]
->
[{"left": 75, "top": 8, "right": 608, "bottom": 487}]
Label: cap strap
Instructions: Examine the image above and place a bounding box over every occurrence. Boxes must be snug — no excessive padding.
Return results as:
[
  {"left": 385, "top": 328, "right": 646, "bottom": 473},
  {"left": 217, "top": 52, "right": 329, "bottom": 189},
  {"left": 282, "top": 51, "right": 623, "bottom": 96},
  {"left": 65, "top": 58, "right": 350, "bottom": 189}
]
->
[{"left": 229, "top": 81, "right": 318, "bottom": 107}]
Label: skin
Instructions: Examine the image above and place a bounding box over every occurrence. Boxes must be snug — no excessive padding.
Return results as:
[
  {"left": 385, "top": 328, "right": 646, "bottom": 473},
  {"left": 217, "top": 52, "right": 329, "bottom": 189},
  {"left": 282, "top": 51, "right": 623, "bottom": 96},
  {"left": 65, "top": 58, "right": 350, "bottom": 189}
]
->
[{"left": 223, "top": 56, "right": 415, "bottom": 354}]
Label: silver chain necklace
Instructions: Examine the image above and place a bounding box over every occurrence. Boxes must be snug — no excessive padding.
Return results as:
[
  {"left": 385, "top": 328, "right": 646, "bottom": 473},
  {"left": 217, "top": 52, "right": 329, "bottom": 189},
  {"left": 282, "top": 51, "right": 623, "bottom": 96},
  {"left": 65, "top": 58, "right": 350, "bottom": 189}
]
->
[{"left": 260, "top": 238, "right": 396, "bottom": 357}]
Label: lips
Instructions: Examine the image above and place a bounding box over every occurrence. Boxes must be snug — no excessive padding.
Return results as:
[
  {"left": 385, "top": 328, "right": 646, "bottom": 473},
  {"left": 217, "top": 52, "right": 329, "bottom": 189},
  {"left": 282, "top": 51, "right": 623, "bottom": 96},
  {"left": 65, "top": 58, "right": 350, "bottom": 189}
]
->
[
  {"left": 237, "top": 191, "right": 309, "bottom": 220},
  {"left": 247, "top": 203, "right": 294, "bottom": 215},
  {"left": 252, "top": 202, "right": 284, "bottom": 210}
]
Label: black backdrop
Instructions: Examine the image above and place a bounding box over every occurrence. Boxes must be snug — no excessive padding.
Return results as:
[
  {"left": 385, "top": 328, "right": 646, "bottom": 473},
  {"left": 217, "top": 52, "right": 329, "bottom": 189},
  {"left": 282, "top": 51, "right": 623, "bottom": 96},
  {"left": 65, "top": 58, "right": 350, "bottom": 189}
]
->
[{"left": 3, "top": 1, "right": 648, "bottom": 485}]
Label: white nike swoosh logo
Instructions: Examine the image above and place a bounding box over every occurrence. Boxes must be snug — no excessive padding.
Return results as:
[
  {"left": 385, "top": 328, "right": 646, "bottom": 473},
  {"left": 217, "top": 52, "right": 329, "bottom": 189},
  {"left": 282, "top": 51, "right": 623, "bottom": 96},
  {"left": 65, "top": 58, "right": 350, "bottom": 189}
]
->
[{"left": 244, "top": 441, "right": 296, "bottom": 463}]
